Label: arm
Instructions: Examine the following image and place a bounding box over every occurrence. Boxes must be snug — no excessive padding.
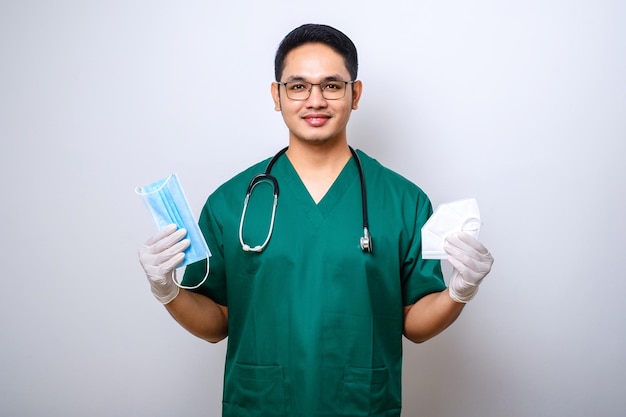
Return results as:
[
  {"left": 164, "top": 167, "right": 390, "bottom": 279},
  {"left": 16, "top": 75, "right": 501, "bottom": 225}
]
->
[
  {"left": 138, "top": 224, "right": 228, "bottom": 344},
  {"left": 403, "top": 290, "right": 464, "bottom": 343},
  {"left": 165, "top": 290, "right": 228, "bottom": 344},
  {"left": 403, "top": 231, "right": 494, "bottom": 343}
]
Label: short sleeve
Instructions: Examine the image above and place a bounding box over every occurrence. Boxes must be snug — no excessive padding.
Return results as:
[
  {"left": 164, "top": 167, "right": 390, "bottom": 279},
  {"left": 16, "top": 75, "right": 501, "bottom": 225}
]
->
[
  {"left": 181, "top": 195, "right": 228, "bottom": 306},
  {"left": 401, "top": 193, "right": 446, "bottom": 305}
]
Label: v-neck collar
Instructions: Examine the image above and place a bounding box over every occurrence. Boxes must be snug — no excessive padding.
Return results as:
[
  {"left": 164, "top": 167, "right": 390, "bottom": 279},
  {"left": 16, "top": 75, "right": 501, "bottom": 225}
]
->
[{"left": 273, "top": 153, "right": 359, "bottom": 227}]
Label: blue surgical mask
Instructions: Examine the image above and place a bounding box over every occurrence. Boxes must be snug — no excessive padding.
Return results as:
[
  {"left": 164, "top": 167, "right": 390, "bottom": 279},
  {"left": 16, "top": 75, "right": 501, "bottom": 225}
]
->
[{"left": 136, "top": 173, "right": 211, "bottom": 269}]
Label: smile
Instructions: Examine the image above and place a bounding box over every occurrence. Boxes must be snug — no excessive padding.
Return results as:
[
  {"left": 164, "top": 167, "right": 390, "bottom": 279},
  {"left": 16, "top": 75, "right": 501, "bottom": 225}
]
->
[{"left": 303, "top": 114, "right": 330, "bottom": 127}]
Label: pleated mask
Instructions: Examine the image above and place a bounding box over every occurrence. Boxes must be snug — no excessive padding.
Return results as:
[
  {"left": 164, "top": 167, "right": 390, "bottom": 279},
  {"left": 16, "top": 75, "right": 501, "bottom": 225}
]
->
[
  {"left": 421, "top": 198, "right": 481, "bottom": 260},
  {"left": 136, "top": 173, "right": 211, "bottom": 268}
]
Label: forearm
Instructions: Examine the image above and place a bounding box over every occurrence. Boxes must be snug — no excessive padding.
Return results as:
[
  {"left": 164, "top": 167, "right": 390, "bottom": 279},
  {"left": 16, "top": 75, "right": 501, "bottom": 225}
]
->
[
  {"left": 165, "top": 290, "right": 228, "bottom": 344},
  {"left": 403, "top": 289, "right": 465, "bottom": 343}
]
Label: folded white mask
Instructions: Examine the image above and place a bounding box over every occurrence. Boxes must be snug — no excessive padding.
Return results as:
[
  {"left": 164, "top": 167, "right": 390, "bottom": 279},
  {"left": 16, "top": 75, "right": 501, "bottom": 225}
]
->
[{"left": 421, "top": 198, "right": 481, "bottom": 260}]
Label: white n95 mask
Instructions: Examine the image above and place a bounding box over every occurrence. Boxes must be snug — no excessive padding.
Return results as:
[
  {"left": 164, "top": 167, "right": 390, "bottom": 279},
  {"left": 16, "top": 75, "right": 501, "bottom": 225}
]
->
[
  {"left": 136, "top": 173, "right": 211, "bottom": 268},
  {"left": 421, "top": 198, "right": 481, "bottom": 260}
]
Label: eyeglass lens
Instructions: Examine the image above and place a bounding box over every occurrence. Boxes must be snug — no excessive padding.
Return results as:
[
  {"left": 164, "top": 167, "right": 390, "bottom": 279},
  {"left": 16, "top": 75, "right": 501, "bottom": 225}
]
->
[{"left": 282, "top": 81, "right": 351, "bottom": 100}]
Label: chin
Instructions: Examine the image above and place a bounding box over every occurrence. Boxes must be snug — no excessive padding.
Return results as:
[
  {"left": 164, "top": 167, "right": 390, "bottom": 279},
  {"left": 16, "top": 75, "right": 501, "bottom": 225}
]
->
[
  {"left": 297, "top": 130, "right": 343, "bottom": 144},
  {"left": 294, "top": 136, "right": 336, "bottom": 145}
]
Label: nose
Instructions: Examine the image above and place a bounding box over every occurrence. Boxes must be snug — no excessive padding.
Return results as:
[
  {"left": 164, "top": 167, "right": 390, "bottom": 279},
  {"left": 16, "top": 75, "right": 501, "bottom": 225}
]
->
[{"left": 306, "top": 84, "right": 327, "bottom": 107}]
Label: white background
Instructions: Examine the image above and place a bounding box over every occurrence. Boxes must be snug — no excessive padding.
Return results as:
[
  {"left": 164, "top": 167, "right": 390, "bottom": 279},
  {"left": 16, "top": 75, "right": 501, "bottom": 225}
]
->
[{"left": 1, "top": 1, "right": 625, "bottom": 416}]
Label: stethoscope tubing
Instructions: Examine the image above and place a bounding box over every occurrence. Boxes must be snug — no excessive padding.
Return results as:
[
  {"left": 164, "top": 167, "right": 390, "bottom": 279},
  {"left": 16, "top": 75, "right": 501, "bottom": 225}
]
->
[{"left": 239, "top": 146, "right": 372, "bottom": 253}]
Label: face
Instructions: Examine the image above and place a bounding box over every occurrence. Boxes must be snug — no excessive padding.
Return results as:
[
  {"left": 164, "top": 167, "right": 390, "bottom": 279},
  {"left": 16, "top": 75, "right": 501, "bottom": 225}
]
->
[{"left": 271, "top": 42, "right": 362, "bottom": 146}]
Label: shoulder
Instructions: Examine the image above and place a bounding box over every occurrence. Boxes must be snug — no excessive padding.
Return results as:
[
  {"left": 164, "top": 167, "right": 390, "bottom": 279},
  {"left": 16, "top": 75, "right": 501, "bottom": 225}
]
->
[
  {"left": 213, "top": 157, "right": 271, "bottom": 195},
  {"left": 202, "top": 156, "right": 273, "bottom": 213},
  {"left": 355, "top": 149, "right": 429, "bottom": 199}
]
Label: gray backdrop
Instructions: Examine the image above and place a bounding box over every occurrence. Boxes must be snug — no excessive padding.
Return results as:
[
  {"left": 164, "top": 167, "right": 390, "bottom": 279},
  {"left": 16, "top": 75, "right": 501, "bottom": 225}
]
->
[{"left": 1, "top": 1, "right": 625, "bottom": 416}]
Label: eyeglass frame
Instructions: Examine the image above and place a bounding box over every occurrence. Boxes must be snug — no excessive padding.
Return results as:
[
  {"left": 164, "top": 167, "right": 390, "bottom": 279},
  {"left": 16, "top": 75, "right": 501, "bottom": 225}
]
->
[{"left": 275, "top": 80, "right": 355, "bottom": 101}]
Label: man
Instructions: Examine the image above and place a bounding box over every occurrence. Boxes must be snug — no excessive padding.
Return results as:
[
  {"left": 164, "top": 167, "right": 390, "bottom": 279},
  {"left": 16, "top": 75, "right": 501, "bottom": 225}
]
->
[{"left": 139, "top": 23, "right": 493, "bottom": 417}]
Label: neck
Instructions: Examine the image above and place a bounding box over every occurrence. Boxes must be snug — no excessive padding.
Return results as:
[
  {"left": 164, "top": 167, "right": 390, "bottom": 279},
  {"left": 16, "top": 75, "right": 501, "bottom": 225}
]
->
[
  {"left": 285, "top": 139, "right": 351, "bottom": 171},
  {"left": 284, "top": 140, "right": 352, "bottom": 204}
]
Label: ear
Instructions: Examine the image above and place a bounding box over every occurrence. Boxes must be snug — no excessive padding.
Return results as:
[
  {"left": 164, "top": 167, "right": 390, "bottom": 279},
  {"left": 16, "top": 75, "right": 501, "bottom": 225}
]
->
[
  {"left": 351, "top": 80, "right": 363, "bottom": 110},
  {"left": 271, "top": 82, "right": 281, "bottom": 111}
]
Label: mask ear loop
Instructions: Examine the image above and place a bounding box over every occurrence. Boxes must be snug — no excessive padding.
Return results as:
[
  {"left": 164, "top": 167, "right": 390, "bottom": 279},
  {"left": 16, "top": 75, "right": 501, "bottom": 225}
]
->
[
  {"left": 171, "top": 253, "right": 211, "bottom": 290},
  {"left": 461, "top": 217, "right": 482, "bottom": 237},
  {"left": 134, "top": 173, "right": 173, "bottom": 196}
]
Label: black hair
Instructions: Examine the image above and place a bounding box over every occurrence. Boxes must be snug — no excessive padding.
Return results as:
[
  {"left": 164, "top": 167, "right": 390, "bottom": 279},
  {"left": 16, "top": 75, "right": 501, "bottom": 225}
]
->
[{"left": 274, "top": 24, "right": 358, "bottom": 81}]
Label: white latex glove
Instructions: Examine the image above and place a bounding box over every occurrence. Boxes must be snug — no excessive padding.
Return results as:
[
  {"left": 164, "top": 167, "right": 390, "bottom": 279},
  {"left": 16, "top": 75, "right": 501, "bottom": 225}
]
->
[
  {"left": 444, "top": 231, "right": 494, "bottom": 303},
  {"left": 138, "top": 224, "right": 190, "bottom": 304}
]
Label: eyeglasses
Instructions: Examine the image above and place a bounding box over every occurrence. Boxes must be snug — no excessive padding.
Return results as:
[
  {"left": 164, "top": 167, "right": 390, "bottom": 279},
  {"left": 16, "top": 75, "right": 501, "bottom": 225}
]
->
[{"left": 277, "top": 80, "right": 355, "bottom": 100}]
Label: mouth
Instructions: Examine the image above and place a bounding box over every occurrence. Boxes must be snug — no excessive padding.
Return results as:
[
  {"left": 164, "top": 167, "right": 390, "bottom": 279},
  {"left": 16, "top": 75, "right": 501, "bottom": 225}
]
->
[{"left": 303, "top": 113, "right": 331, "bottom": 127}]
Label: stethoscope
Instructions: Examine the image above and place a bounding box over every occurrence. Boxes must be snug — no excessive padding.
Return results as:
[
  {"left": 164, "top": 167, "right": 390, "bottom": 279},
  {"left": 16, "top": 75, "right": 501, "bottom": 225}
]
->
[{"left": 239, "top": 146, "right": 373, "bottom": 253}]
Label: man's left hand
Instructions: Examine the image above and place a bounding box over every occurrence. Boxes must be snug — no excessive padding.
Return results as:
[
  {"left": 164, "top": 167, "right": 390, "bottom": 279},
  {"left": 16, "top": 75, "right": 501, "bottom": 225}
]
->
[{"left": 444, "top": 231, "right": 494, "bottom": 303}]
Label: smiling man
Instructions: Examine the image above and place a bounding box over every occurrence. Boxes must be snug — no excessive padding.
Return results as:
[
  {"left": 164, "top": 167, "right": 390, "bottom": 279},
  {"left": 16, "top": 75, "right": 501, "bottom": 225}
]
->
[{"left": 138, "top": 24, "right": 494, "bottom": 417}]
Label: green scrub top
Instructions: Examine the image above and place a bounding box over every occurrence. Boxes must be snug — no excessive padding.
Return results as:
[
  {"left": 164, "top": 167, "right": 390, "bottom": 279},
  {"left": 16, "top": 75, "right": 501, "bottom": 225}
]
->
[{"left": 183, "top": 150, "right": 445, "bottom": 417}]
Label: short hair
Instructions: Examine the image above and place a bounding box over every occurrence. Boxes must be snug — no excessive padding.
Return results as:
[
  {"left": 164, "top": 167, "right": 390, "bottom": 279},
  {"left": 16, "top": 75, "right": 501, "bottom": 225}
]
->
[{"left": 274, "top": 24, "right": 358, "bottom": 81}]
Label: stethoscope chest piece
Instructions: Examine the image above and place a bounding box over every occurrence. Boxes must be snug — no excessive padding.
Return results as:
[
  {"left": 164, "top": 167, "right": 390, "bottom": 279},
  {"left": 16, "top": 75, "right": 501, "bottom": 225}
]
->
[{"left": 360, "top": 228, "right": 373, "bottom": 253}]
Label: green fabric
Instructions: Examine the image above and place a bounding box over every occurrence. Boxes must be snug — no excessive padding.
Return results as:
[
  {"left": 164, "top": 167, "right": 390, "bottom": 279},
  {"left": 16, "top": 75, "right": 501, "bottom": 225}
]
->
[{"left": 183, "top": 150, "right": 445, "bottom": 417}]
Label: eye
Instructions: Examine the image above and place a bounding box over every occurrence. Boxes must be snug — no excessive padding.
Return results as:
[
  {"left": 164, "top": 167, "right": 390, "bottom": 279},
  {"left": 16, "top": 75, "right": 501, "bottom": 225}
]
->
[
  {"left": 287, "top": 82, "right": 309, "bottom": 91},
  {"left": 323, "top": 81, "right": 343, "bottom": 90}
]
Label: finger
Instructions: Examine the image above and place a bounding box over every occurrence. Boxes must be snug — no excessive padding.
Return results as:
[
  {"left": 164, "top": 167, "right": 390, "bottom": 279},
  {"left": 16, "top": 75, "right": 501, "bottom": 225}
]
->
[
  {"left": 444, "top": 232, "right": 489, "bottom": 259},
  {"left": 154, "top": 239, "right": 191, "bottom": 265},
  {"left": 144, "top": 224, "right": 178, "bottom": 246},
  {"left": 451, "top": 231, "right": 490, "bottom": 255},
  {"left": 147, "top": 228, "right": 188, "bottom": 253},
  {"left": 444, "top": 239, "right": 492, "bottom": 275},
  {"left": 445, "top": 247, "right": 477, "bottom": 271},
  {"left": 159, "top": 252, "right": 186, "bottom": 273},
  {"left": 447, "top": 255, "right": 467, "bottom": 274},
  {"left": 443, "top": 237, "right": 473, "bottom": 262},
  {"left": 448, "top": 232, "right": 494, "bottom": 271}
]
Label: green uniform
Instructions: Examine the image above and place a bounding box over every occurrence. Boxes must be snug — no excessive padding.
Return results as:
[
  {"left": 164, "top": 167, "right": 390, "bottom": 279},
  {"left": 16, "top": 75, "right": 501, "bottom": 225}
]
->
[{"left": 183, "top": 149, "right": 445, "bottom": 417}]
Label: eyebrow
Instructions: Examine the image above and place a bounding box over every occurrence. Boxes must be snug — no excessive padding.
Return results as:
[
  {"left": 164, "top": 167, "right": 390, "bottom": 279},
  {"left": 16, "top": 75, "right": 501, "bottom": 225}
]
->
[{"left": 283, "top": 74, "right": 347, "bottom": 83}]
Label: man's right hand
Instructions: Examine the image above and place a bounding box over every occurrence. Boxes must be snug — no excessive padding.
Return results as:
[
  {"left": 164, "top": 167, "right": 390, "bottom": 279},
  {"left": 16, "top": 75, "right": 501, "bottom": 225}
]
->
[{"left": 138, "top": 224, "right": 190, "bottom": 304}]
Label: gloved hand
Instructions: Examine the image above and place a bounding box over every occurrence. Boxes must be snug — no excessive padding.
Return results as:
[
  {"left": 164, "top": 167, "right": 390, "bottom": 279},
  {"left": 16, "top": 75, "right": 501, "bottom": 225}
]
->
[
  {"left": 444, "top": 231, "right": 494, "bottom": 303},
  {"left": 138, "top": 224, "right": 190, "bottom": 304}
]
